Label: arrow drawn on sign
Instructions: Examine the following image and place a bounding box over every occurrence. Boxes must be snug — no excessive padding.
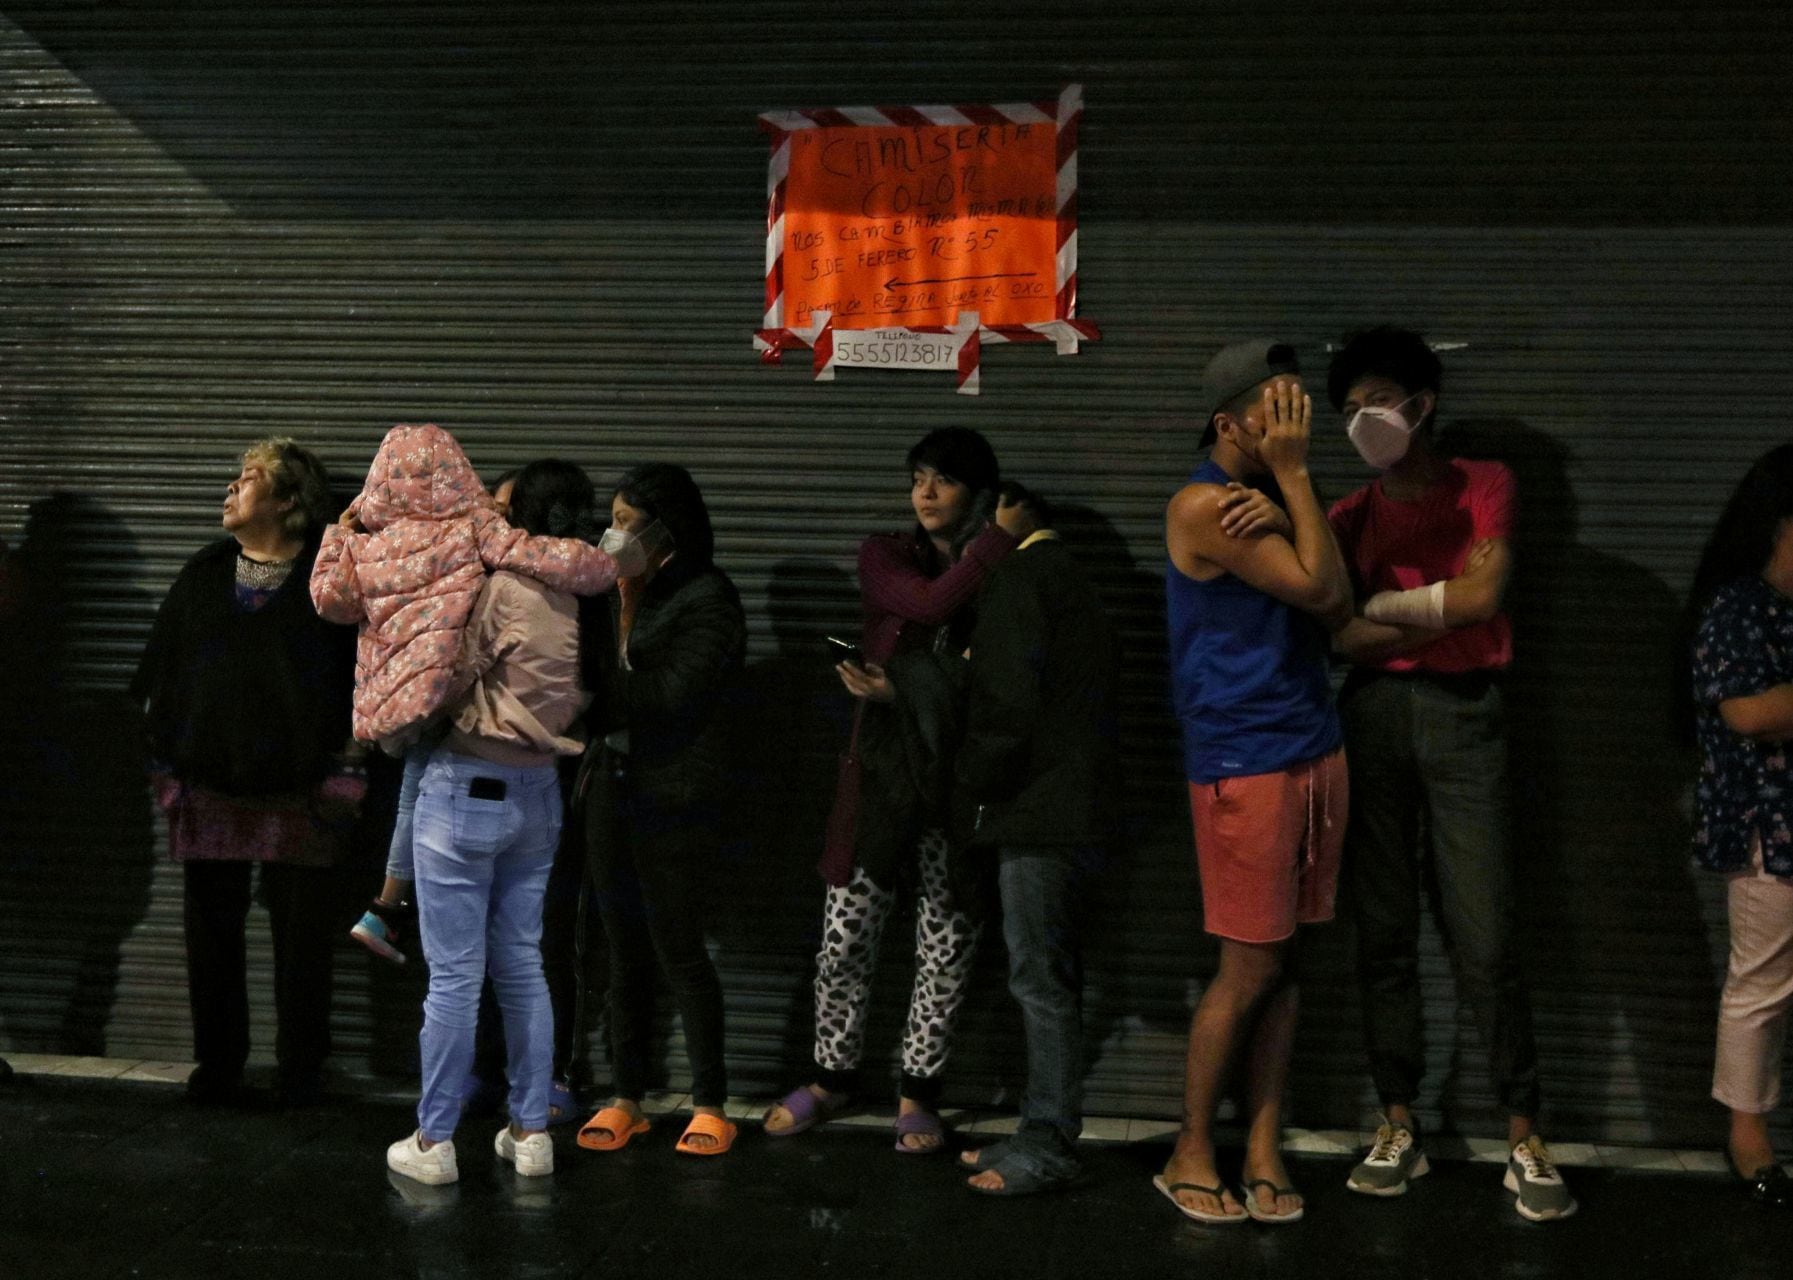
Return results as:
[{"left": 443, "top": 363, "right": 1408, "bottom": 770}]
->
[{"left": 882, "top": 272, "right": 1039, "bottom": 291}]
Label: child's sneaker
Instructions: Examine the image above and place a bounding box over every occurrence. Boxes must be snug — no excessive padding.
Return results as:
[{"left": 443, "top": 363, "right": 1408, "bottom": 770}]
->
[
  {"left": 387, "top": 1131, "right": 457, "bottom": 1185},
  {"left": 350, "top": 902, "right": 407, "bottom": 964},
  {"left": 495, "top": 1126, "right": 555, "bottom": 1177}
]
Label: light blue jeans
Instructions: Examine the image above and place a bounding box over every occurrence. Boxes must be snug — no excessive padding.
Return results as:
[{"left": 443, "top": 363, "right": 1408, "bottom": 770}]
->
[
  {"left": 413, "top": 749, "right": 561, "bottom": 1141},
  {"left": 384, "top": 738, "right": 434, "bottom": 882}
]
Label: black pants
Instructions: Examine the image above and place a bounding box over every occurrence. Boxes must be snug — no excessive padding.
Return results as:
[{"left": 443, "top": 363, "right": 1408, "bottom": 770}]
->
[
  {"left": 182, "top": 860, "right": 336, "bottom": 1089},
  {"left": 546, "top": 805, "right": 605, "bottom": 1086},
  {"left": 586, "top": 755, "right": 727, "bottom": 1107},
  {"left": 1342, "top": 671, "right": 1542, "bottom": 1119}
]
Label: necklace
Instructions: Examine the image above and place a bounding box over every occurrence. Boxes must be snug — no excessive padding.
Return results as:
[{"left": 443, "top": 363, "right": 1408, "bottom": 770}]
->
[{"left": 235, "top": 552, "right": 295, "bottom": 591}]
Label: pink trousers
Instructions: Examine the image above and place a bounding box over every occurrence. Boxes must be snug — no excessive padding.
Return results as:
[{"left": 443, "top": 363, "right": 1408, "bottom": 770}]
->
[{"left": 1713, "top": 846, "right": 1793, "bottom": 1115}]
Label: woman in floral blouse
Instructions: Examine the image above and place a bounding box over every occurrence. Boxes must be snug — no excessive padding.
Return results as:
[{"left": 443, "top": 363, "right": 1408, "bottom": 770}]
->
[{"left": 1688, "top": 443, "right": 1793, "bottom": 1208}]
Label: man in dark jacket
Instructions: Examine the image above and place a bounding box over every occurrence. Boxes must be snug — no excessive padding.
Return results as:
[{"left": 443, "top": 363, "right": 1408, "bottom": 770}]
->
[{"left": 955, "top": 483, "right": 1119, "bottom": 1195}]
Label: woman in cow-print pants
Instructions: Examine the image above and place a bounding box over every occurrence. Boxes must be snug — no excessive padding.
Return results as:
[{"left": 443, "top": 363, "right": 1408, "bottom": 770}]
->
[
  {"left": 764, "top": 427, "right": 1020, "bottom": 1153},
  {"left": 813, "top": 829, "right": 980, "bottom": 1092}
]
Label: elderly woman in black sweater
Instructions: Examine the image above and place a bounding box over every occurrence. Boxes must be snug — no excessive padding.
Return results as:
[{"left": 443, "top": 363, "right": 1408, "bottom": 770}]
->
[
  {"left": 575, "top": 464, "right": 746, "bottom": 1157},
  {"left": 132, "top": 438, "right": 357, "bottom": 1106}
]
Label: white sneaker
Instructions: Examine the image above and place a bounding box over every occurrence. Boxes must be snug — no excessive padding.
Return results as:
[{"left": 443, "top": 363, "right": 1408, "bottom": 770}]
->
[
  {"left": 1504, "top": 1135, "right": 1577, "bottom": 1222},
  {"left": 495, "top": 1126, "right": 554, "bottom": 1177},
  {"left": 387, "top": 1130, "right": 458, "bottom": 1185},
  {"left": 1347, "top": 1122, "right": 1430, "bottom": 1196}
]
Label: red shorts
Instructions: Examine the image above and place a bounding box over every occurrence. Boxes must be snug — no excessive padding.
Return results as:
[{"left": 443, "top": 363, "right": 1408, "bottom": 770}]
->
[{"left": 1189, "top": 748, "right": 1348, "bottom": 944}]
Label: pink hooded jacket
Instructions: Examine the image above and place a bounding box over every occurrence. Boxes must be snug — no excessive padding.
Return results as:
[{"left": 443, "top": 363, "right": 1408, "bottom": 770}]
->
[{"left": 309, "top": 423, "right": 618, "bottom": 745}]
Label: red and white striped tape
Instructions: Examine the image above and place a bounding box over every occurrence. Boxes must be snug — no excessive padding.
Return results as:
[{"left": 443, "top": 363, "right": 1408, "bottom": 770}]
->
[{"left": 755, "top": 84, "right": 1098, "bottom": 369}]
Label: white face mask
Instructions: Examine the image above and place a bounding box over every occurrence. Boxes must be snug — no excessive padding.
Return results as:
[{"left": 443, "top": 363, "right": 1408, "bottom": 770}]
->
[
  {"left": 1346, "top": 392, "right": 1425, "bottom": 470},
  {"left": 599, "top": 520, "right": 674, "bottom": 578}
]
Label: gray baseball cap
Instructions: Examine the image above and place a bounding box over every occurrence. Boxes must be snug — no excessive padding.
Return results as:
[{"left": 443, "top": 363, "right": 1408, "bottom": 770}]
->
[{"left": 1200, "top": 339, "right": 1300, "bottom": 446}]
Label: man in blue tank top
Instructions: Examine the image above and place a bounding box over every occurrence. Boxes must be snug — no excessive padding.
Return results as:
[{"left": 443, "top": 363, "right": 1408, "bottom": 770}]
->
[{"left": 1155, "top": 340, "right": 1353, "bottom": 1226}]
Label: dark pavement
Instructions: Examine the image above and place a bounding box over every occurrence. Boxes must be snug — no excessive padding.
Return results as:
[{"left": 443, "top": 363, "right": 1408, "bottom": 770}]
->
[{"left": 1, "top": 1075, "right": 1789, "bottom": 1280}]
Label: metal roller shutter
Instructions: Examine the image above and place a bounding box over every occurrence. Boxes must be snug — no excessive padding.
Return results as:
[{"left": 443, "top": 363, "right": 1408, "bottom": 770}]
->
[{"left": 1, "top": 1, "right": 1789, "bottom": 1146}]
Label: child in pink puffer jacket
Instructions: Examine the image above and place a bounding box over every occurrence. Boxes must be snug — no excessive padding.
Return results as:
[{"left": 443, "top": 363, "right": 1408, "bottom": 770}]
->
[{"left": 310, "top": 423, "right": 637, "bottom": 964}]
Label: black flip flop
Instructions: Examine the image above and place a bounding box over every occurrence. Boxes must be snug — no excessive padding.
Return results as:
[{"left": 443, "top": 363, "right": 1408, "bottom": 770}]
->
[{"left": 1153, "top": 1174, "right": 1248, "bottom": 1224}]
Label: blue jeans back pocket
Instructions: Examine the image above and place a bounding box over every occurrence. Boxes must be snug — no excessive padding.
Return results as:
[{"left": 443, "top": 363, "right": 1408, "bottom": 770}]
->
[{"left": 451, "top": 791, "right": 522, "bottom": 856}]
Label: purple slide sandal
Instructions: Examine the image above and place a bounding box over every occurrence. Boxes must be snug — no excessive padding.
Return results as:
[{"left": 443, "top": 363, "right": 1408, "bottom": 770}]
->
[{"left": 766, "top": 1086, "right": 850, "bottom": 1137}]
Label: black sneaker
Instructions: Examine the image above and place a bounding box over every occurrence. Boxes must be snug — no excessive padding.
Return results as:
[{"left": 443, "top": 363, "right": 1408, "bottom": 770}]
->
[{"left": 185, "top": 1065, "right": 244, "bottom": 1106}]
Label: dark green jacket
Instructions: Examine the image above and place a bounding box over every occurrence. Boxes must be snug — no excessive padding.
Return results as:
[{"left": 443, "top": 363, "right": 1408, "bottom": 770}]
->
[{"left": 955, "top": 535, "right": 1119, "bottom": 849}]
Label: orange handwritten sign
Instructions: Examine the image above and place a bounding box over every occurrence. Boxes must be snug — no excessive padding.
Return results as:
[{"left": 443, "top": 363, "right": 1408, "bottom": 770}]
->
[{"left": 781, "top": 121, "right": 1059, "bottom": 331}]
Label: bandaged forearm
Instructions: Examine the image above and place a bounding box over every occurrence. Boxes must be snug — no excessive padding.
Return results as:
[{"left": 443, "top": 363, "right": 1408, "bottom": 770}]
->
[{"left": 1362, "top": 581, "right": 1447, "bottom": 628}]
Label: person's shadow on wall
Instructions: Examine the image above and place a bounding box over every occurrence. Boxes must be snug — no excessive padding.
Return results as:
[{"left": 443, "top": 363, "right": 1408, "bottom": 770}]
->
[
  {"left": 715, "top": 557, "right": 859, "bottom": 1097},
  {"left": 0, "top": 495, "right": 156, "bottom": 1057},
  {"left": 1047, "top": 504, "right": 1195, "bottom": 1107},
  {"left": 1430, "top": 421, "right": 1713, "bottom": 1145}
]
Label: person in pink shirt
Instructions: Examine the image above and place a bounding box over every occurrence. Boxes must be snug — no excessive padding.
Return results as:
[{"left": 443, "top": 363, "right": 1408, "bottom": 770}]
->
[{"left": 1317, "top": 327, "right": 1574, "bottom": 1221}]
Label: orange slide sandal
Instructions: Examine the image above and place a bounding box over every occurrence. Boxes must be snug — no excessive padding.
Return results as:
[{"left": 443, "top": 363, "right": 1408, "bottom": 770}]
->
[
  {"left": 577, "top": 1106, "right": 651, "bottom": 1152},
  {"left": 674, "top": 1113, "right": 738, "bottom": 1157}
]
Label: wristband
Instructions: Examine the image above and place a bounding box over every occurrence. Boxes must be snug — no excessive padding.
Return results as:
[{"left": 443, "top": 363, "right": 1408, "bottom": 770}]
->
[{"left": 1362, "top": 580, "right": 1447, "bottom": 628}]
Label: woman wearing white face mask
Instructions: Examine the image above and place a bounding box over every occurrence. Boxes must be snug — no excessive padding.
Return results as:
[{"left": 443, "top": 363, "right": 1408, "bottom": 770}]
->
[{"left": 574, "top": 463, "right": 747, "bottom": 1158}]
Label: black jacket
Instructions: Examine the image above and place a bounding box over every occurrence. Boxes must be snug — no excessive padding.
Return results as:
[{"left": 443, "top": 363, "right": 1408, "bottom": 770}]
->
[
  {"left": 850, "top": 647, "right": 969, "bottom": 890},
  {"left": 585, "top": 563, "right": 746, "bottom": 814},
  {"left": 131, "top": 535, "right": 356, "bottom": 797},
  {"left": 955, "top": 536, "right": 1120, "bottom": 849}
]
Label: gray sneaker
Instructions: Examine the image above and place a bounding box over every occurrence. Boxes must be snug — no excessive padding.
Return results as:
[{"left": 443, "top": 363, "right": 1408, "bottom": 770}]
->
[
  {"left": 1347, "top": 1122, "right": 1430, "bottom": 1196},
  {"left": 1504, "top": 1135, "right": 1577, "bottom": 1221}
]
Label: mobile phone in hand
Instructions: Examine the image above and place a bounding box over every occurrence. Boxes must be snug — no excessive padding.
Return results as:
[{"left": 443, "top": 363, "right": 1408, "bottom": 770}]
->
[{"left": 824, "top": 635, "right": 864, "bottom": 666}]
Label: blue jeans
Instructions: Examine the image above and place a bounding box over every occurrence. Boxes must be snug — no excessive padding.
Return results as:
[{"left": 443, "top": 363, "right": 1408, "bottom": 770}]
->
[
  {"left": 998, "top": 845, "right": 1096, "bottom": 1176},
  {"left": 383, "top": 739, "right": 433, "bottom": 882},
  {"left": 413, "top": 750, "right": 561, "bottom": 1141}
]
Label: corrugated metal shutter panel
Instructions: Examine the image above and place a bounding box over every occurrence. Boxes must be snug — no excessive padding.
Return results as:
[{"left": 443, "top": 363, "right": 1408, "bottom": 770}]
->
[{"left": 2, "top": 1, "right": 1790, "bottom": 1145}]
